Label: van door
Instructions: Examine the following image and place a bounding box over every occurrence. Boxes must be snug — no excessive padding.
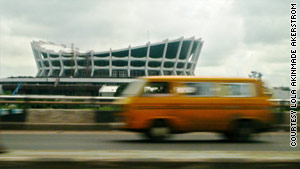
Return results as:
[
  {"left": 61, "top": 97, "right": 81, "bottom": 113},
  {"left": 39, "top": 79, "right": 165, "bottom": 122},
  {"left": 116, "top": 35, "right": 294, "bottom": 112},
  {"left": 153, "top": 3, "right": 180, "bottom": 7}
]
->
[
  {"left": 130, "top": 81, "right": 182, "bottom": 129},
  {"left": 175, "top": 82, "right": 217, "bottom": 131}
]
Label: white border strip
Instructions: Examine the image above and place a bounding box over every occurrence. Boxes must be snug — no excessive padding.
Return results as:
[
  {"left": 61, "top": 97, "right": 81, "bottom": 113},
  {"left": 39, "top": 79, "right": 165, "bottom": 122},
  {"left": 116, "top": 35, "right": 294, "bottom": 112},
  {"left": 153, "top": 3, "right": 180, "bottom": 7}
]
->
[{"left": 290, "top": 3, "right": 297, "bottom": 148}]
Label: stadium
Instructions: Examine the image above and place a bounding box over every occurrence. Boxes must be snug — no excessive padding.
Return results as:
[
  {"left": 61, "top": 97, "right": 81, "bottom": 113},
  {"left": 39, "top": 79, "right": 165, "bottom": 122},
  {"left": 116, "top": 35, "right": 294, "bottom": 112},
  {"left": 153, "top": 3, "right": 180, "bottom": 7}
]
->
[
  {"left": 32, "top": 37, "right": 203, "bottom": 78},
  {"left": 0, "top": 36, "right": 204, "bottom": 96}
]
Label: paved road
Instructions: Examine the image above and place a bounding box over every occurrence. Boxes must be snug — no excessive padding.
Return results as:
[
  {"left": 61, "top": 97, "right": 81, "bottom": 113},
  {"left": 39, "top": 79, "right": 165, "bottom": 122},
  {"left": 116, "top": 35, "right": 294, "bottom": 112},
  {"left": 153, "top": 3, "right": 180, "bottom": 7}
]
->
[{"left": 0, "top": 131, "right": 298, "bottom": 152}]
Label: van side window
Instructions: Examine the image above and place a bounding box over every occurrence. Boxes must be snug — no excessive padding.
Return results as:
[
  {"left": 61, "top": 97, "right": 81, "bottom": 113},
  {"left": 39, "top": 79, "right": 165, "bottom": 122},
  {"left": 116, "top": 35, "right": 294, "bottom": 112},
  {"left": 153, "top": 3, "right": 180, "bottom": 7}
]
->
[
  {"left": 216, "top": 83, "right": 256, "bottom": 97},
  {"left": 179, "top": 82, "right": 214, "bottom": 97},
  {"left": 143, "top": 82, "right": 171, "bottom": 96}
]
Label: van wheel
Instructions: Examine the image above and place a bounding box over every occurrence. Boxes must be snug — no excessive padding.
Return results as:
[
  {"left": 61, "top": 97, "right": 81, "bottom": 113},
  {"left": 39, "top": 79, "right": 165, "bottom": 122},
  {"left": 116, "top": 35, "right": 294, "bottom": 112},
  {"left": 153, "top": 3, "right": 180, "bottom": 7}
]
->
[
  {"left": 145, "top": 119, "right": 171, "bottom": 141},
  {"left": 226, "top": 121, "right": 255, "bottom": 142}
]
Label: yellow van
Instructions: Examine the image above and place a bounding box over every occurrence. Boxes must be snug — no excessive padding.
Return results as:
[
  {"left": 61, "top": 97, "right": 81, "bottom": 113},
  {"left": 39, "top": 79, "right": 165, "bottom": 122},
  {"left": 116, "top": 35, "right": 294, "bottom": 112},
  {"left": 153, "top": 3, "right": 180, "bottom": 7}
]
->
[{"left": 115, "top": 76, "right": 275, "bottom": 141}]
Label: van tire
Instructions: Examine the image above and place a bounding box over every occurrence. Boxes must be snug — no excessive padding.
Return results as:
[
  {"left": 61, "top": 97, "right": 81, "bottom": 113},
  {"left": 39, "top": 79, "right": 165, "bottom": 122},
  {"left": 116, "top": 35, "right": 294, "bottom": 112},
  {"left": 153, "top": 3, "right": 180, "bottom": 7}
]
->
[
  {"left": 226, "top": 120, "right": 255, "bottom": 142},
  {"left": 144, "top": 119, "right": 171, "bottom": 141}
]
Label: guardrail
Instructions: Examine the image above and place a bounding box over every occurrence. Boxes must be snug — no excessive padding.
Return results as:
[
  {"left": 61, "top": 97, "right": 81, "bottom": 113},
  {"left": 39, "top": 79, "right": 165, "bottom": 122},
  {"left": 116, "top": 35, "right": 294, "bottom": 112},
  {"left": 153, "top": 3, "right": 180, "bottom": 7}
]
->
[
  {"left": 269, "top": 99, "right": 300, "bottom": 109},
  {"left": 0, "top": 95, "right": 123, "bottom": 105},
  {"left": 0, "top": 95, "right": 299, "bottom": 105},
  {"left": 269, "top": 98, "right": 300, "bottom": 103},
  {"left": 0, "top": 95, "right": 123, "bottom": 100},
  {"left": 0, "top": 95, "right": 298, "bottom": 101}
]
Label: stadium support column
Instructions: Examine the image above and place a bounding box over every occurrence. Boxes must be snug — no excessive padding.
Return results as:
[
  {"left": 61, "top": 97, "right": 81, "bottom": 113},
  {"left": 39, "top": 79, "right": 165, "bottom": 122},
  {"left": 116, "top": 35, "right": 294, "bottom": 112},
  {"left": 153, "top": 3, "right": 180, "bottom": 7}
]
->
[
  {"left": 160, "top": 39, "right": 168, "bottom": 75},
  {"left": 190, "top": 38, "right": 202, "bottom": 75},
  {"left": 73, "top": 51, "right": 78, "bottom": 77},
  {"left": 38, "top": 51, "right": 45, "bottom": 77},
  {"left": 59, "top": 51, "right": 64, "bottom": 77},
  {"left": 173, "top": 37, "right": 184, "bottom": 75},
  {"left": 31, "top": 43, "right": 41, "bottom": 77},
  {"left": 128, "top": 45, "right": 131, "bottom": 77},
  {"left": 109, "top": 48, "right": 112, "bottom": 77},
  {"left": 91, "top": 51, "right": 95, "bottom": 77},
  {"left": 145, "top": 42, "right": 150, "bottom": 76},
  {"left": 191, "top": 39, "right": 204, "bottom": 75},
  {"left": 47, "top": 52, "right": 53, "bottom": 76},
  {"left": 184, "top": 37, "right": 195, "bottom": 75}
]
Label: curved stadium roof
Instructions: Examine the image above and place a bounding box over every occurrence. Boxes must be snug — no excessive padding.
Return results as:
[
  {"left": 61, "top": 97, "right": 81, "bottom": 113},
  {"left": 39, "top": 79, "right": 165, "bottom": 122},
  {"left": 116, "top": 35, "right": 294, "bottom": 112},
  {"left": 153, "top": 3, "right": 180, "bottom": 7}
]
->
[{"left": 31, "top": 37, "right": 204, "bottom": 78}]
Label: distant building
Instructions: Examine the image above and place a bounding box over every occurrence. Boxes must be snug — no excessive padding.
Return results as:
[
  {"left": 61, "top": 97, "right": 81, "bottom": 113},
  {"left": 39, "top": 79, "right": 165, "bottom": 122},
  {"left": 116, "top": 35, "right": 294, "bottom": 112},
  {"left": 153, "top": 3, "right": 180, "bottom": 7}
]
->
[
  {"left": 99, "top": 85, "right": 119, "bottom": 97},
  {"left": 0, "top": 77, "right": 136, "bottom": 96},
  {"left": 272, "top": 87, "right": 290, "bottom": 99}
]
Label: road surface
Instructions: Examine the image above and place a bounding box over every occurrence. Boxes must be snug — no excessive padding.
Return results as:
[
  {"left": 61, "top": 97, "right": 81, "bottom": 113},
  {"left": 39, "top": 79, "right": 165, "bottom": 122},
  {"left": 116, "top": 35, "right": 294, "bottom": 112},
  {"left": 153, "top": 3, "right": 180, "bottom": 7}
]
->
[{"left": 0, "top": 131, "right": 298, "bottom": 152}]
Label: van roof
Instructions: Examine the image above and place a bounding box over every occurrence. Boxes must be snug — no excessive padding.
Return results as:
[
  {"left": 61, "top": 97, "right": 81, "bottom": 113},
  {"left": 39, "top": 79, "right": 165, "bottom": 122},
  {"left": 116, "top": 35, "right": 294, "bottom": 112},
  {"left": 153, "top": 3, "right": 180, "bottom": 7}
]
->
[{"left": 140, "top": 76, "right": 260, "bottom": 82}]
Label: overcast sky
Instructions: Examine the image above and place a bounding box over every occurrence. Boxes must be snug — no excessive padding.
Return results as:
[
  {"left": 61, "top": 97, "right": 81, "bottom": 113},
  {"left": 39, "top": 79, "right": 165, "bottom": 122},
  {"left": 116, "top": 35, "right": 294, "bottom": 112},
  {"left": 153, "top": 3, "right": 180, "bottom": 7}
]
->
[{"left": 0, "top": 0, "right": 298, "bottom": 87}]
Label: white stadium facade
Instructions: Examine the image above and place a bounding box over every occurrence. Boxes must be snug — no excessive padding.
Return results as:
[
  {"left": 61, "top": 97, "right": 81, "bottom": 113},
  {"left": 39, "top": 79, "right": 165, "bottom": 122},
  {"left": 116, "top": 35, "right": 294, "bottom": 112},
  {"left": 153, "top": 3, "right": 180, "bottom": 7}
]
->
[
  {"left": 0, "top": 37, "right": 204, "bottom": 96},
  {"left": 31, "top": 37, "right": 203, "bottom": 78}
]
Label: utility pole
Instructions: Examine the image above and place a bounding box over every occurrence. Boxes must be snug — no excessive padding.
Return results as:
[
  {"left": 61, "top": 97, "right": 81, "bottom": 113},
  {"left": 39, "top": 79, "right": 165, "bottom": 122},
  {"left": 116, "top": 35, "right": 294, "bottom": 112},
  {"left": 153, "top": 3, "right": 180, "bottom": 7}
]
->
[{"left": 249, "top": 71, "right": 263, "bottom": 79}]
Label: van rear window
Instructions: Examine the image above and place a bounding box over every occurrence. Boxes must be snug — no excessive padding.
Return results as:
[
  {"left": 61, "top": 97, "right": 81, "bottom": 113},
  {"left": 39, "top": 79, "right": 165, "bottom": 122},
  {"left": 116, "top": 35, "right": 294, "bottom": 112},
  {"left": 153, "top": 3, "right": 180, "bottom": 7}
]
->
[{"left": 216, "top": 83, "right": 256, "bottom": 97}]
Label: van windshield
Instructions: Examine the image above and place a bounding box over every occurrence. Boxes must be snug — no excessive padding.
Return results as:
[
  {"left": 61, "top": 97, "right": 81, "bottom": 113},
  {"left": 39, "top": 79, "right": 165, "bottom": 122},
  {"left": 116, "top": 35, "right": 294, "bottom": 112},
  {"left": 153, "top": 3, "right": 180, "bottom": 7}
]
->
[{"left": 122, "top": 79, "right": 146, "bottom": 97}]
